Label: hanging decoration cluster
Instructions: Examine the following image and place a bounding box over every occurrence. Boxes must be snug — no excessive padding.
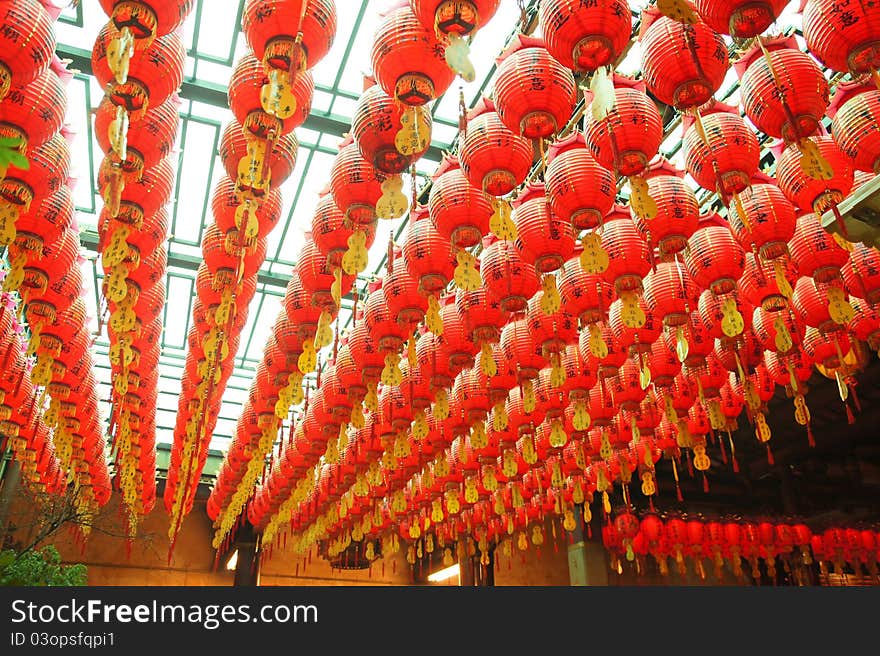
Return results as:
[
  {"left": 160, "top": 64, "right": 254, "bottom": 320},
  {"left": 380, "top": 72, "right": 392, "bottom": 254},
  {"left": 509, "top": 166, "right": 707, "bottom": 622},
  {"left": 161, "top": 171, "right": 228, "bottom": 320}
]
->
[
  {"left": 162, "top": 0, "right": 336, "bottom": 553},
  {"left": 90, "top": 0, "right": 193, "bottom": 539},
  {"left": 1, "top": 1, "right": 111, "bottom": 526},
  {"left": 604, "top": 510, "right": 880, "bottom": 584},
  {"left": 207, "top": 0, "right": 880, "bottom": 572}
]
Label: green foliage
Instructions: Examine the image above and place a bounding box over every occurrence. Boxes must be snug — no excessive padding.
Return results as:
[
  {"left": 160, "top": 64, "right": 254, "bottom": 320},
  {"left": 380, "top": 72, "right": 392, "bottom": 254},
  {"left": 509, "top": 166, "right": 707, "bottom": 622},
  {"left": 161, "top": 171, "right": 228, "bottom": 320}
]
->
[
  {"left": 0, "top": 135, "right": 29, "bottom": 178},
  {"left": 0, "top": 545, "right": 87, "bottom": 587}
]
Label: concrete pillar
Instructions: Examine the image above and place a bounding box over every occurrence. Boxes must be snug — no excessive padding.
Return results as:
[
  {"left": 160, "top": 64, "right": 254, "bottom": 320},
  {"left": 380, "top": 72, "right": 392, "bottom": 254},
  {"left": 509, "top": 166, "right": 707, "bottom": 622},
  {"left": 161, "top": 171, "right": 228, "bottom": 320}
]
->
[{"left": 232, "top": 524, "right": 261, "bottom": 586}]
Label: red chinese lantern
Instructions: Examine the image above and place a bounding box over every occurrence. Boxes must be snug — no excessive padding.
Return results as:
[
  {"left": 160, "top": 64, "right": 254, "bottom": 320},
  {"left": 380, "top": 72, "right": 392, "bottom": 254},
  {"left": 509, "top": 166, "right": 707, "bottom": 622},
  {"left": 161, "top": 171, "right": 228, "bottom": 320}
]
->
[
  {"left": 92, "top": 25, "right": 185, "bottom": 116},
  {"left": 632, "top": 160, "right": 700, "bottom": 257},
  {"left": 310, "top": 193, "right": 377, "bottom": 268},
  {"left": 737, "top": 36, "right": 830, "bottom": 143},
  {"left": 428, "top": 155, "right": 492, "bottom": 249},
  {"left": 682, "top": 102, "right": 760, "bottom": 198},
  {"left": 728, "top": 176, "right": 797, "bottom": 260},
  {"left": 788, "top": 212, "right": 850, "bottom": 283},
  {"left": 685, "top": 216, "right": 746, "bottom": 296},
  {"left": 514, "top": 182, "right": 575, "bottom": 274},
  {"left": 841, "top": 242, "right": 880, "bottom": 304},
  {"left": 228, "top": 53, "right": 313, "bottom": 136},
  {"left": 242, "top": 0, "right": 336, "bottom": 71},
  {"left": 599, "top": 211, "right": 651, "bottom": 294},
  {"left": 643, "top": 261, "right": 700, "bottom": 328},
  {"left": 538, "top": 0, "right": 632, "bottom": 72},
  {"left": 500, "top": 319, "right": 547, "bottom": 383},
  {"left": 99, "top": 1, "right": 193, "bottom": 40},
  {"left": 409, "top": 0, "right": 500, "bottom": 39},
  {"left": 693, "top": 0, "right": 788, "bottom": 38},
  {"left": 456, "top": 285, "right": 508, "bottom": 348},
  {"left": 739, "top": 252, "right": 797, "bottom": 312},
  {"left": 372, "top": 4, "right": 454, "bottom": 106},
  {"left": 493, "top": 35, "right": 576, "bottom": 140},
  {"left": 802, "top": 0, "right": 880, "bottom": 75},
  {"left": 829, "top": 81, "right": 880, "bottom": 174},
  {"left": 559, "top": 254, "right": 614, "bottom": 326},
  {"left": 384, "top": 248, "right": 428, "bottom": 326},
  {"left": 1, "top": 134, "right": 70, "bottom": 222},
  {"left": 610, "top": 358, "right": 648, "bottom": 411},
  {"left": 219, "top": 120, "right": 298, "bottom": 190},
  {"left": 850, "top": 297, "right": 880, "bottom": 351},
  {"left": 803, "top": 326, "right": 850, "bottom": 371},
  {"left": 364, "top": 285, "right": 410, "bottom": 354},
  {"left": 775, "top": 136, "right": 853, "bottom": 215},
  {"left": 608, "top": 295, "right": 660, "bottom": 354},
  {"left": 352, "top": 81, "right": 431, "bottom": 175},
  {"left": 212, "top": 176, "right": 283, "bottom": 241},
  {"left": 329, "top": 139, "right": 387, "bottom": 227},
  {"left": 648, "top": 336, "right": 682, "bottom": 388},
  {"left": 94, "top": 95, "right": 179, "bottom": 176},
  {"left": 480, "top": 237, "right": 540, "bottom": 313},
  {"left": 402, "top": 204, "right": 456, "bottom": 296},
  {"left": 0, "top": 0, "right": 55, "bottom": 101},
  {"left": 639, "top": 8, "right": 728, "bottom": 110},
  {"left": 525, "top": 292, "right": 578, "bottom": 355},
  {"left": 584, "top": 75, "right": 663, "bottom": 178},
  {"left": 0, "top": 67, "right": 65, "bottom": 149},
  {"left": 545, "top": 133, "right": 616, "bottom": 232},
  {"left": 97, "top": 156, "right": 174, "bottom": 225},
  {"left": 791, "top": 277, "right": 841, "bottom": 334},
  {"left": 459, "top": 98, "right": 533, "bottom": 196}
]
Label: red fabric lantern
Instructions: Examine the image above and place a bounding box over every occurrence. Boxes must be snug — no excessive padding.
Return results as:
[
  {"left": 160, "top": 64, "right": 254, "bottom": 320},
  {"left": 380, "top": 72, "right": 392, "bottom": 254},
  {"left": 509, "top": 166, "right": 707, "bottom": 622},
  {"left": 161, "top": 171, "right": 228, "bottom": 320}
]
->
[
  {"left": 545, "top": 133, "right": 616, "bottom": 231},
  {"left": 538, "top": 0, "right": 632, "bottom": 72},
  {"left": 409, "top": 0, "right": 500, "bottom": 38},
  {"left": 829, "top": 83, "right": 880, "bottom": 174},
  {"left": 737, "top": 36, "right": 829, "bottom": 143},
  {"left": 849, "top": 297, "right": 880, "bottom": 350},
  {"left": 514, "top": 182, "right": 575, "bottom": 274},
  {"left": 643, "top": 261, "right": 700, "bottom": 328},
  {"left": 212, "top": 176, "right": 283, "bottom": 241},
  {"left": 228, "top": 53, "right": 313, "bottom": 135},
  {"left": 364, "top": 285, "right": 410, "bottom": 353},
  {"left": 739, "top": 252, "right": 797, "bottom": 312},
  {"left": 456, "top": 285, "right": 508, "bottom": 347},
  {"left": 493, "top": 35, "right": 576, "bottom": 139},
  {"left": 775, "top": 136, "right": 853, "bottom": 214},
  {"left": 694, "top": 0, "right": 788, "bottom": 38},
  {"left": 372, "top": 5, "right": 454, "bottom": 106},
  {"left": 584, "top": 75, "right": 663, "bottom": 178},
  {"left": 459, "top": 98, "right": 533, "bottom": 196},
  {"left": 682, "top": 102, "right": 760, "bottom": 197},
  {"left": 0, "top": 68, "right": 65, "bottom": 149},
  {"left": 402, "top": 205, "right": 456, "bottom": 295},
  {"left": 500, "top": 319, "right": 547, "bottom": 382},
  {"left": 329, "top": 139, "right": 386, "bottom": 226},
  {"left": 94, "top": 95, "right": 179, "bottom": 175},
  {"left": 599, "top": 211, "right": 651, "bottom": 293},
  {"left": 559, "top": 255, "right": 614, "bottom": 326},
  {"left": 352, "top": 82, "right": 431, "bottom": 174},
  {"left": 242, "top": 0, "right": 336, "bottom": 71},
  {"left": 648, "top": 336, "right": 682, "bottom": 388},
  {"left": 525, "top": 293, "right": 578, "bottom": 354},
  {"left": 791, "top": 277, "right": 840, "bottom": 334},
  {"left": 480, "top": 237, "right": 540, "bottom": 313},
  {"left": 97, "top": 156, "right": 174, "bottom": 224},
  {"left": 99, "top": 1, "right": 193, "bottom": 39},
  {"left": 788, "top": 212, "right": 850, "bottom": 283},
  {"left": 639, "top": 9, "right": 728, "bottom": 110},
  {"left": 219, "top": 120, "right": 298, "bottom": 189},
  {"left": 310, "top": 193, "right": 377, "bottom": 268},
  {"left": 728, "top": 177, "right": 797, "bottom": 259},
  {"left": 428, "top": 155, "right": 492, "bottom": 249},
  {"left": 608, "top": 296, "right": 660, "bottom": 353},
  {"left": 841, "top": 243, "right": 880, "bottom": 304},
  {"left": 803, "top": 326, "right": 849, "bottom": 369},
  {"left": 632, "top": 161, "right": 700, "bottom": 257},
  {"left": 92, "top": 26, "right": 185, "bottom": 115},
  {"left": 384, "top": 249, "right": 428, "bottom": 326},
  {"left": 685, "top": 218, "right": 746, "bottom": 295},
  {"left": 0, "top": 0, "right": 55, "bottom": 100},
  {"left": 802, "top": 0, "right": 880, "bottom": 75},
  {"left": 2, "top": 133, "right": 70, "bottom": 208}
]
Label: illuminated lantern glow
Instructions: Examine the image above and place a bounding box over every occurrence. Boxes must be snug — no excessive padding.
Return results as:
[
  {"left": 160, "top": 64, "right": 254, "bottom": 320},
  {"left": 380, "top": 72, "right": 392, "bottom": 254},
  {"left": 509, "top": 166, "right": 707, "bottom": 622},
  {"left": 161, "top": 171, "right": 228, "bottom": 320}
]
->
[
  {"left": 727, "top": 176, "right": 797, "bottom": 260},
  {"left": 829, "top": 81, "right": 880, "bottom": 175},
  {"left": 459, "top": 98, "right": 533, "bottom": 196},
  {"left": 639, "top": 8, "right": 729, "bottom": 110},
  {"left": 775, "top": 136, "right": 853, "bottom": 215},
  {"left": 538, "top": 0, "right": 632, "bottom": 72},
  {"left": 737, "top": 36, "right": 830, "bottom": 144},
  {"left": 584, "top": 75, "right": 663, "bottom": 178},
  {"left": 802, "top": 0, "right": 880, "bottom": 75},
  {"left": 693, "top": 0, "right": 788, "bottom": 38},
  {"left": 631, "top": 160, "right": 700, "bottom": 257},
  {"left": 428, "top": 155, "right": 492, "bottom": 249},
  {"left": 371, "top": 5, "right": 455, "bottom": 106},
  {"left": 493, "top": 35, "right": 576, "bottom": 139},
  {"left": 545, "top": 132, "right": 616, "bottom": 231}
]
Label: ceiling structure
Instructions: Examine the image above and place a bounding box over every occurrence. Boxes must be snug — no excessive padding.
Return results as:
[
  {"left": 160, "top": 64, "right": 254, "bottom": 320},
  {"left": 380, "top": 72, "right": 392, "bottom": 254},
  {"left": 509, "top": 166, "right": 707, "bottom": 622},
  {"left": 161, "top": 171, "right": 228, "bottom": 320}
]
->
[{"left": 52, "top": 0, "right": 826, "bottom": 484}]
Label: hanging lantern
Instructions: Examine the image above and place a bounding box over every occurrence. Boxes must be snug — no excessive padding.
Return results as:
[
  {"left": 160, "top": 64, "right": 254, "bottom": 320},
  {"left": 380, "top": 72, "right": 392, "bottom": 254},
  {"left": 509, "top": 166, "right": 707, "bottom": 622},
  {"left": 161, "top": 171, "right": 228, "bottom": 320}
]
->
[
  {"left": 384, "top": 247, "right": 428, "bottom": 327},
  {"left": 791, "top": 277, "right": 845, "bottom": 335},
  {"left": 513, "top": 182, "right": 575, "bottom": 275},
  {"left": 459, "top": 97, "right": 533, "bottom": 197},
  {"left": 631, "top": 160, "right": 700, "bottom": 257},
  {"left": 802, "top": 0, "right": 880, "bottom": 76},
  {"left": 219, "top": 120, "right": 298, "bottom": 192},
  {"left": 212, "top": 176, "right": 283, "bottom": 242},
  {"left": 372, "top": 4, "right": 455, "bottom": 106},
  {"left": 584, "top": 74, "right": 663, "bottom": 178},
  {"left": 850, "top": 297, "right": 880, "bottom": 352},
  {"left": 525, "top": 291, "right": 578, "bottom": 356},
  {"left": 685, "top": 216, "right": 747, "bottom": 296},
  {"left": 599, "top": 211, "right": 651, "bottom": 294},
  {"left": 775, "top": 135, "right": 853, "bottom": 215},
  {"left": 310, "top": 193, "right": 377, "bottom": 269},
  {"left": 538, "top": 0, "right": 632, "bottom": 72},
  {"left": 693, "top": 0, "right": 788, "bottom": 38},
  {"left": 493, "top": 35, "right": 576, "bottom": 140},
  {"left": 559, "top": 254, "right": 614, "bottom": 326},
  {"left": 828, "top": 81, "right": 880, "bottom": 175},
  {"left": 648, "top": 336, "right": 682, "bottom": 388},
  {"left": 456, "top": 284, "right": 509, "bottom": 352},
  {"left": 428, "top": 155, "right": 492, "bottom": 249},
  {"left": 682, "top": 101, "right": 760, "bottom": 199},
  {"left": 608, "top": 295, "right": 660, "bottom": 355},
  {"left": 296, "top": 240, "right": 352, "bottom": 312},
  {"left": 94, "top": 95, "right": 179, "bottom": 178},
  {"left": 97, "top": 156, "right": 174, "bottom": 228},
  {"left": 500, "top": 319, "right": 547, "bottom": 383},
  {"left": 737, "top": 36, "right": 830, "bottom": 144},
  {"left": 788, "top": 212, "right": 850, "bottom": 283},
  {"left": 642, "top": 261, "right": 700, "bottom": 328},
  {"left": 0, "top": 67, "right": 65, "bottom": 149},
  {"left": 610, "top": 358, "right": 648, "bottom": 412},
  {"left": 402, "top": 204, "right": 456, "bottom": 296},
  {"left": 330, "top": 139, "right": 389, "bottom": 226},
  {"left": 639, "top": 8, "right": 729, "bottom": 110},
  {"left": 352, "top": 81, "right": 431, "bottom": 175},
  {"left": 545, "top": 133, "right": 616, "bottom": 232},
  {"left": 228, "top": 53, "right": 313, "bottom": 136},
  {"left": 92, "top": 25, "right": 185, "bottom": 117},
  {"left": 728, "top": 175, "right": 797, "bottom": 260},
  {"left": 739, "top": 252, "right": 797, "bottom": 312},
  {"left": 480, "top": 236, "right": 540, "bottom": 313},
  {"left": 580, "top": 321, "right": 626, "bottom": 379},
  {"left": 841, "top": 243, "right": 880, "bottom": 304},
  {"left": 242, "top": 0, "right": 336, "bottom": 72},
  {"left": 0, "top": 0, "right": 55, "bottom": 101}
]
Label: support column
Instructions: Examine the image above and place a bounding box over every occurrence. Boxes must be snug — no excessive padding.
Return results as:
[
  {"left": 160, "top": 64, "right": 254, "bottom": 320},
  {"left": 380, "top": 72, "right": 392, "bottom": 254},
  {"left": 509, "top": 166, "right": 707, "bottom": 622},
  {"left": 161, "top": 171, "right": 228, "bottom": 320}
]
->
[
  {"left": 0, "top": 459, "right": 21, "bottom": 544},
  {"left": 568, "top": 502, "right": 609, "bottom": 586},
  {"left": 232, "top": 523, "right": 261, "bottom": 587}
]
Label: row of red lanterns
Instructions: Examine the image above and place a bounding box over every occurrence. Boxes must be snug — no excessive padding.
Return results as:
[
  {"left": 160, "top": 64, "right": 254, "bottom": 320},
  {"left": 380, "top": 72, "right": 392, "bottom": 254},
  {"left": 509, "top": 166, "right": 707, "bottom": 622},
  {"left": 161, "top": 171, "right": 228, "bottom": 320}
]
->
[
  {"left": 0, "top": 2, "right": 111, "bottom": 517},
  {"left": 605, "top": 511, "right": 880, "bottom": 582},
  {"left": 91, "top": 0, "right": 194, "bottom": 534},
  {"left": 166, "top": 0, "right": 337, "bottom": 551}
]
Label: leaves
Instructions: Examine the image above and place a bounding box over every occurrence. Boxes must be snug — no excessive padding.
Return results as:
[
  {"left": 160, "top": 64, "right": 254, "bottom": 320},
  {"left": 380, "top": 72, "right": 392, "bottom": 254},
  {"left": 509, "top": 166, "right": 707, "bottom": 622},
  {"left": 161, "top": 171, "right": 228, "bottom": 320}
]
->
[
  {"left": 0, "top": 546, "right": 87, "bottom": 587},
  {"left": 0, "top": 136, "right": 29, "bottom": 179}
]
